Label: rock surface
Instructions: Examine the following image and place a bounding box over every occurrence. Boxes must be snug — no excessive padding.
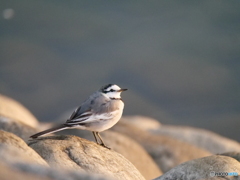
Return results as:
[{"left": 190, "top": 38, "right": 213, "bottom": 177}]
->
[
  {"left": 28, "top": 135, "right": 146, "bottom": 180},
  {"left": 0, "top": 94, "right": 38, "bottom": 128},
  {"left": 0, "top": 120, "right": 139, "bottom": 180},
  {"left": 0, "top": 130, "right": 47, "bottom": 166},
  {"left": 111, "top": 121, "right": 211, "bottom": 172},
  {"left": 153, "top": 155, "right": 240, "bottom": 180},
  {"left": 152, "top": 125, "right": 240, "bottom": 154},
  {"left": 56, "top": 128, "right": 162, "bottom": 179}
]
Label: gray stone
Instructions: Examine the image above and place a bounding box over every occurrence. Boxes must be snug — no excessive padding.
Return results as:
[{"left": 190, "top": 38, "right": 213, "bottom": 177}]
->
[
  {"left": 28, "top": 135, "right": 145, "bottom": 180},
  {"left": 0, "top": 129, "right": 112, "bottom": 180},
  {"left": 40, "top": 123, "right": 162, "bottom": 179},
  {"left": 111, "top": 121, "right": 211, "bottom": 172},
  {"left": 153, "top": 155, "right": 240, "bottom": 180},
  {"left": 152, "top": 125, "right": 240, "bottom": 154}
]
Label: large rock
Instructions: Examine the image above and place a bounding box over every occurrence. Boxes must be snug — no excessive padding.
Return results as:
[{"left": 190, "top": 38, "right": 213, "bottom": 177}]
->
[
  {"left": 154, "top": 155, "right": 240, "bottom": 180},
  {"left": 0, "top": 94, "right": 38, "bottom": 128},
  {"left": 40, "top": 123, "right": 162, "bottom": 180},
  {"left": 0, "top": 130, "right": 113, "bottom": 180},
  {"left": 0, "top": 130, "right": 47, "bottom": 166},
  {"left": 152, "top": 125, "right": 240, "bottom": 154},
  {"left": 111, "top": 121, "right": 211, "bottom": 172},
  {"left": 28, "top": 135, "right": 145, "bottom": 180}
]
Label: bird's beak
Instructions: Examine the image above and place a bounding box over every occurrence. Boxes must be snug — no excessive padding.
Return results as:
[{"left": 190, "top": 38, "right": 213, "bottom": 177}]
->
[{"left": 118, "top": 88, "right": 128, "bottom": 92}]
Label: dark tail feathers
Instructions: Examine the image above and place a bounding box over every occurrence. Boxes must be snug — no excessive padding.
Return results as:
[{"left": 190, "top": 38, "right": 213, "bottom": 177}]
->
[{"left": 30, "top": 124, "right": 69, "bottom": 138}]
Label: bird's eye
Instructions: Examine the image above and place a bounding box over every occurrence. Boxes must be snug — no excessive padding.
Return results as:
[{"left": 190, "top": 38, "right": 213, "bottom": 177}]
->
[{"left": 110, "top": 89, "right": 114, "bottom": 92}]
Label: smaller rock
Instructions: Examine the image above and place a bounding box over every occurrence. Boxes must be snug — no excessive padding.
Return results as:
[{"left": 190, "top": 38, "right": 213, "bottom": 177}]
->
[
  {"left": 154, "top": 155, "right": 240, "bottom": 180},
  {"left": 0, "top": 94, "right": 38, "bottom": 128},
  {"left": 121, "top": 116, "right": 161, "bottom": 131}
]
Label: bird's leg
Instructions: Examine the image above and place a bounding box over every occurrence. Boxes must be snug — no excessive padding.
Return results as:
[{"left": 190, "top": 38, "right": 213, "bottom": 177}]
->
[
  {"left": 92, "top": 131, "right": 100, "bottom": 144},
  {"left": 96, "top": 132, "right": 110, "bottom": 149}
]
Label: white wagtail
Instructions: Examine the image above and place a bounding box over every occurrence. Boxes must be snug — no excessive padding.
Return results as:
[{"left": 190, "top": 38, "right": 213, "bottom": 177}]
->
[{"left": 30, "top": 84, "right": 127, "bottom": 149}]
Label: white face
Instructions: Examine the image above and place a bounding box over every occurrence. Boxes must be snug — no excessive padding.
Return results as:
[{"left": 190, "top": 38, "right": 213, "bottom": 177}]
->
[
  {"left": 102, "top": 84, "right": 126, "bottom": 99},
  {"left": 105, "top": 84, "right": 121, "bottom": 92}
]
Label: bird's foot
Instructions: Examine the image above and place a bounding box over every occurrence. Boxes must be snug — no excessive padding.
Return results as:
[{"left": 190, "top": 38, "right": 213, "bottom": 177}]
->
[{"left": 99, "top": 143, "right": 111, "bottom": 149}]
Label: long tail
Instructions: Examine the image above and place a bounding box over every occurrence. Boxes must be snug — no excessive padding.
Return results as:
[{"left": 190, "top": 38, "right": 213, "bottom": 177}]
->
[{"left": 30, "top": 124, "right": 69, "bottom": 139}]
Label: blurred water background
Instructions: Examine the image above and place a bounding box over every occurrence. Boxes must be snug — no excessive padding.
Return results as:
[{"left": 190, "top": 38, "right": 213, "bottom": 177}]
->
[{"left": 0, "top": 1, "right": 239, "bottom": 141}]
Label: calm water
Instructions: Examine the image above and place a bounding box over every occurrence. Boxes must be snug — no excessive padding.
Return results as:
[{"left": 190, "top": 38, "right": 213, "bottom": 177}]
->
[{"left": 1, "top": 1, "right": 240, "bottom": 141}]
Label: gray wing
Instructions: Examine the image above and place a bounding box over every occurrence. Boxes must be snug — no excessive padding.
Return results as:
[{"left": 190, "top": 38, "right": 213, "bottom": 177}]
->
[
  {"left": 65, "top": 92, "right": 110, "bottom": 125},
  {"left": 67, "top": 106, "right": 91, "bottom": 121}
]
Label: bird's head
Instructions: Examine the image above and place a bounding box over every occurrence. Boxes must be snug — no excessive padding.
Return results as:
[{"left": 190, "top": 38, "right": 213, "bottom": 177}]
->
[{"left": 100, "top": 84, "right": 127, "bottom": 99}]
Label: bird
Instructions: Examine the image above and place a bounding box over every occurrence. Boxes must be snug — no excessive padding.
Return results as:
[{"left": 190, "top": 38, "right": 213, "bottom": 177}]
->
[{"left": 30, "top": 84, "right": 127, "bottom": 149}]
